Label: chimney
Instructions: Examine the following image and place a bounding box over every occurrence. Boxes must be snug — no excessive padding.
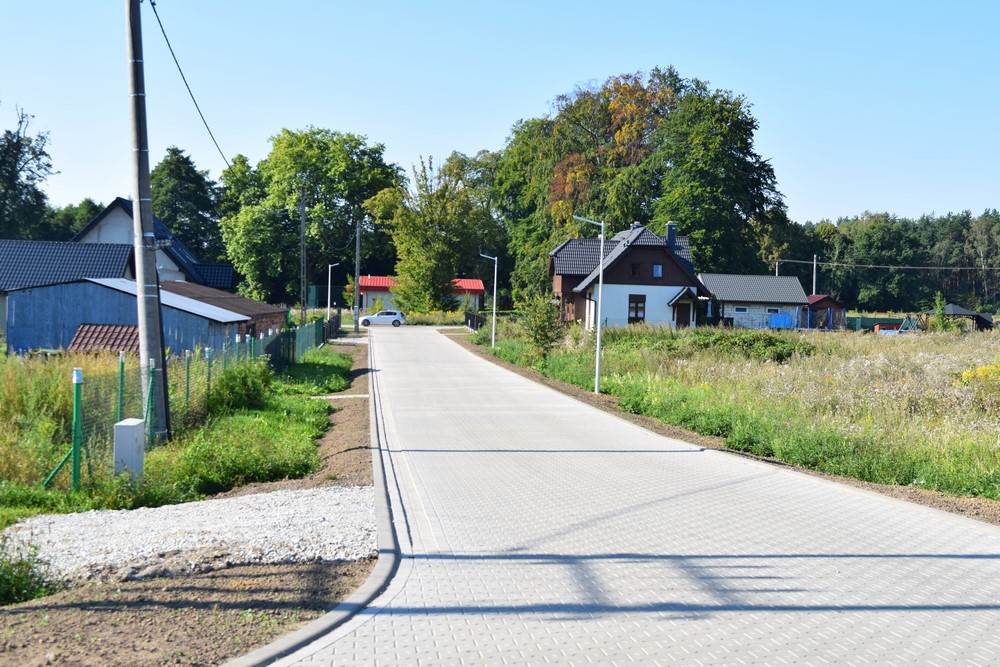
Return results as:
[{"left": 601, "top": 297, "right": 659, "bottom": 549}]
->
[{"left": 666, "top": 221, "right": 677, "bottom": 248}]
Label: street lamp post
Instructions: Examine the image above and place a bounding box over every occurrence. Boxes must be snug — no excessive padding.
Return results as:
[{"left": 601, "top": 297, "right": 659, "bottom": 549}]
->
[
  {"left": 479, "top": 253, "right": 498, "bottom": 348},
  {"left": 327, "top": 263, "right": 340, "bottom": 321},
  {"left": 573, "top": 215, "right": 605, "bottom": 394}
]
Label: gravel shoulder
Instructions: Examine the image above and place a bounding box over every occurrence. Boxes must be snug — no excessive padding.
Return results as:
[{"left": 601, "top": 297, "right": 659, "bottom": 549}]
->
[{"left": 0, "top": 340, "right": 374, "bottom": 667}]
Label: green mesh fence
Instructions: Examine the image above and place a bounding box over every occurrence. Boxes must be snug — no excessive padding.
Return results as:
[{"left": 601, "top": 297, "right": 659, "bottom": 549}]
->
[{"left": 28, "top": 320, "right": 330, "bottom": 489}]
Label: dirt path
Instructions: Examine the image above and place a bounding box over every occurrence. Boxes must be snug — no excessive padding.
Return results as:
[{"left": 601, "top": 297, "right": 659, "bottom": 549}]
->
[{"left": 0, "top": 341, "right": 374, "bottom": 667}]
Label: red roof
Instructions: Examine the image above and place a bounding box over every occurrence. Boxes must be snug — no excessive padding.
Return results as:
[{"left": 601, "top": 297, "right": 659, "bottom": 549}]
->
[
  {"left": 453, "top": 278, "right": 485, "bottom": 294},
  {"left": 358, "top": 276, "right": 484, "bottom": 295},
  {"left": 808, "top": 294, "right": 843, "bottom": 307},
  {"left": 68, "top": 324, "right": 140, "bottom": 354},
  {"left": 359, "top": 275, "right": 396, "bottom": 290}
]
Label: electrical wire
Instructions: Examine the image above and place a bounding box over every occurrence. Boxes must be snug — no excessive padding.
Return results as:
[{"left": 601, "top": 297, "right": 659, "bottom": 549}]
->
[
  {"left": 777, "top": 258, "right": 1000, "bottom": 272},
  {"left": 148, "top": 0, "right": 231, "bottom": 169}
]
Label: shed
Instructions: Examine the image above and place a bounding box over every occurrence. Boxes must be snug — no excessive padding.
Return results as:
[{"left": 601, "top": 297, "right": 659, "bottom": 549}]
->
[
  {"left": 4, "top": 279, "right": 248, "bottom": 354},
  {"left": 802, "top": 294, "right": 848, "bottom": 330},
  {"left": 158, "top": 281, "right": 288, "bottom": 338},
  {"left": 698, "top": 273, "right": 809, "bottom": 329},
  {"left": 924, "top": 303, "right": 995, "bottom": 331}
]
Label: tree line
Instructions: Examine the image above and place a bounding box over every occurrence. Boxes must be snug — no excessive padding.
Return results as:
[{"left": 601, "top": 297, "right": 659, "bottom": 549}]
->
[{"left": 2, "top": 68, "right": 997, "bottom": 314}]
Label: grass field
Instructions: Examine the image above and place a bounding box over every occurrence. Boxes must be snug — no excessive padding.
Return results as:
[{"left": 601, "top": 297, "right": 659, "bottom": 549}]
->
[{"left": 479, "top": 322, "right": 1000, "bottom": 499}]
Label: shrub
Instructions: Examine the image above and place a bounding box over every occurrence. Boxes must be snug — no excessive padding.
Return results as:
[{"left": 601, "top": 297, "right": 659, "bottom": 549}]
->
[
  {"left": 0, "top": 533, "right": 59, "bottom": 606},
  {"left": 517, "top": 295, "right": 564, "bottom": 359},
  {"left": 209, "top": 359, "right": 273, "bottom": 412}
]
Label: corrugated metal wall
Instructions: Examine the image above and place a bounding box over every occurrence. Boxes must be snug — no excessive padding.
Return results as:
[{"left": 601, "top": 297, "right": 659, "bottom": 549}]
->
[{"left": 6, "top": 282, "right": 239, "bottom": 354}]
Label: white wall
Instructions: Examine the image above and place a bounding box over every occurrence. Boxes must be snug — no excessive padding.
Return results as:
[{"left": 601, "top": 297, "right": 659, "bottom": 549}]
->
[
  {"left": 78, "top": 208, "right": 185, "bottom": 281},
  {"left": 583, "top": 283, "right": 696, "bottom": 329},
  {"left": 362, "top": 289, "right": 396, "bottom": 310}
]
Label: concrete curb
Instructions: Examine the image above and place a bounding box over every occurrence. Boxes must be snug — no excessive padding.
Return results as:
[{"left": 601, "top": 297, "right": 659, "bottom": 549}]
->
[{"left": 223, "top": 337, "right": 401, "bottom": 667}]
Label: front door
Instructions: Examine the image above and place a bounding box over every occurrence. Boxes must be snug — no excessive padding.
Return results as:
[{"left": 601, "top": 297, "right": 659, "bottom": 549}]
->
[{"left": 674, "top": 302, "right": 691, "bottom": 328}]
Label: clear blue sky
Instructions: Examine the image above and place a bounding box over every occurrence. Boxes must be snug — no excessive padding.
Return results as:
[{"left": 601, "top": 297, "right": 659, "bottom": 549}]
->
[{"left": 3, "top": 1, "right": 998, "bottom": 224}]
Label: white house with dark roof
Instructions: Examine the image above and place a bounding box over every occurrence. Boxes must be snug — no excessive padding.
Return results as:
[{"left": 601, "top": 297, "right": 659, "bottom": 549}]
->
[
  {"left": 73, "top": 198, "right": 233, "bottom": 290},
  {"left": 698, "top": 273, "right": 809, "bottom": 329},
  {"left": 549, "top": 222, "right": 710, "bottom": 329}
]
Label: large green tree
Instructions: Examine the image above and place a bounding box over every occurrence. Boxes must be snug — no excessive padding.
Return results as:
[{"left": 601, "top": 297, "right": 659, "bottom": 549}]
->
[
  {"left": 0, "top": 105, "right": 53, "bottom": 239},
  {"left": 652, "top": 89, "right": 782, "bottom": 273},
  {"left": 219, "top": 128, "right": 401, "bottom": 303},
  {"left": 492, "top": 68, "right": 783, "bottom": 300},
  {"left": 151, "top": 146, "right": 222, "bottom": 261},
  {"left": 45, "top": 198, "right": 103, "bottom": 240},
  {"left": 366, "top": 154, "right": 497, "bottom": 312}
]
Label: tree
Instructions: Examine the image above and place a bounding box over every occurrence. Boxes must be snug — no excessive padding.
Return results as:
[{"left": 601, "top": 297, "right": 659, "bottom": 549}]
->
[
  {"left": 151, "top": 146, "right": 222, "bottom": 261},
  {"left": 45, "top": 198, "right": 103, "bottom": 240},
  {"left": 652, "top": 89, "right": 782, "bottom": 273},
  {"left": 0, "top": 104, "right": 53, "bottom": 239},
  {"left": 366, "top": 156, "right": 487, "bottom": 312},
  {"left": 219, "top": 129, "right": 402, "bottom": 303}
]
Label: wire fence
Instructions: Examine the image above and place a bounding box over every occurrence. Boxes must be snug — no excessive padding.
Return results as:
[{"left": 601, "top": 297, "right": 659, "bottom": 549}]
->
[{"left": 33, "top": 319, "right": 329, "bottom": 490}]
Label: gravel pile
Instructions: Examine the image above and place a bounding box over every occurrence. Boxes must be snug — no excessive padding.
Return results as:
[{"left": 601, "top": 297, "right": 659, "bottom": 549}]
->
[{"left": 5, "top": 486, "right": 377, "bottom": 583}]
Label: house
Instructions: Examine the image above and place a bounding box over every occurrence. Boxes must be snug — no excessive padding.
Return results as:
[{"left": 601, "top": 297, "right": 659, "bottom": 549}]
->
[
  {"left": 549, "top": 222, "right": 710, "bottom": 329},
  {"left": 802, "top": 294, "right": 848, "bottom": 330},
  {"left": 357, "top": 276, "right": 487, "bottom": 311},
  {"left": 698, "top": 273, "right": 809, "bottom": 329},
  {"left": 4, "top": 278, "right": 249, "bottom": 354},
  {"left": 73, "top": 197, "right": 233, "bottom": 290},
  {"left": 0, "top": 240, "right": 135, "bottom": 344}
]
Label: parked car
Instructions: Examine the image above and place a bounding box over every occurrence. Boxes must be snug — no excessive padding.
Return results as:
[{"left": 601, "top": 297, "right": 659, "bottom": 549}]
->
[{"left": 361, "top": 310, "right": 405, "bottom": 327}]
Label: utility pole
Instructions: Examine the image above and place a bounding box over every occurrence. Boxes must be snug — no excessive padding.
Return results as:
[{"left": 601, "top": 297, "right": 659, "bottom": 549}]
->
[
  {"left": 300, "top": 185, "right": 307, "bottom": 327},
  {"left": 353, "top": 215, "right": 361, "bottom": 333},
  {"left": 126, "top": 0, "right": 169, "bottom": 439},
  {"left": 812, "top": 254, "right": 818, "bottom": 295}
]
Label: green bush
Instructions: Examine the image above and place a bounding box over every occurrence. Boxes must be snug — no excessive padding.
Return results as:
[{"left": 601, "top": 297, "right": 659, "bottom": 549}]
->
[
  {"left": 209, "top": 359, "right": 274, "bottom": 413},
  {"left": 0, "top": 533, "right": 58, "bottom": 605}
]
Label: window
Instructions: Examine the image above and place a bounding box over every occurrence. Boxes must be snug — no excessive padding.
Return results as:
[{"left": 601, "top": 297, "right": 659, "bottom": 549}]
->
[
  {"left": 766, "top": 307, "right": 780, "bottom": 314},
  {"left": 734, "top": 306, "right": 748, "bottom": 314},
  {"left": 628, "top": 294, "right": 646, "bottom": 324},
  {"left": 630, "top": 263, "right": 640, "bottom": 278},
  {"left": 652, "top": 263, "right": 663, "bottom": 278}
]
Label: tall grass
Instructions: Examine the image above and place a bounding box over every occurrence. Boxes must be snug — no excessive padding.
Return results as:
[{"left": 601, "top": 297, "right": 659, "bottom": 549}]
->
[{"left": 484, "top": 323, "right": 1000, "bottom": 499}]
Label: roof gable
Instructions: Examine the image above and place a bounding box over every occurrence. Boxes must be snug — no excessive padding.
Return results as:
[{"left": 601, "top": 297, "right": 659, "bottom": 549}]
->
[
  {"left": 699, "top": 273, "right": 809, "bottom": 305},
  {"left": 550, "top": 225, "right": 696, "bottom": 282},
  {"left": 0, "top": 240, "right": 133, "bottom": 291},
  {"left": 74, "top": 197, "right": 216, "bottom": 285}
]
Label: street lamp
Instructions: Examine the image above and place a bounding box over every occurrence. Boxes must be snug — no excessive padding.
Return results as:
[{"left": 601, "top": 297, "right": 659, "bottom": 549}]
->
[
  {"left": 327, "top": 263, "right": 340, "bottom": 321},
  {"left": 479, "top": 253, "right": 498, "bottom": 348},
  {"left": 573, "top": 215, "right": 605, "bottom": 394}
]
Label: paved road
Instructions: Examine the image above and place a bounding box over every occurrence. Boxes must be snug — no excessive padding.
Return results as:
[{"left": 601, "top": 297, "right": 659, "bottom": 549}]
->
[{"left": 280, "top": 327, "right": 1000, "bottom": 665}]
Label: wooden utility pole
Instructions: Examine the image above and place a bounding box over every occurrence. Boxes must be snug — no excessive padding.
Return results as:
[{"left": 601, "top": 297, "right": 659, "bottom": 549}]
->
[{"left": 126, "top": 0, "right": 169, "bottom": 439}]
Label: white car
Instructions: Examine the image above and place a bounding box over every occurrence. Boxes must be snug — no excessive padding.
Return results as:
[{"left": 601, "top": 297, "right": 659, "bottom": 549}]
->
[{"left": 361, "top": 310, "right": 405, "bottom": 327}]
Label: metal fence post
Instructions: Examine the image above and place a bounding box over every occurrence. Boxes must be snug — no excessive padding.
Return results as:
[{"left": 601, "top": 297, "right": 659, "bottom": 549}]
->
[
  {"left": 222, "top": 340, "right": 228, "bottom": 372},
  {"left": 206, "top": 348, "right": 213, "bottom": 400},
  {"left": 145, "top": 358, "right": 156, "bottom": 446},
  {"left": 71, "top": 367, "right": 83, "bottom": 491},
  {"left": 117, "top": 351, "right": 126, "bottom": 422},
  {"left": 184, "top": 349, "right": 191, "bottom": 414}
]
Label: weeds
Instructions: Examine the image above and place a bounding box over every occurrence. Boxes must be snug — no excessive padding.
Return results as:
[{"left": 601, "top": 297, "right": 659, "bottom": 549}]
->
[{"left": 0, "top": 533, "right": 59, "bottom": 605}]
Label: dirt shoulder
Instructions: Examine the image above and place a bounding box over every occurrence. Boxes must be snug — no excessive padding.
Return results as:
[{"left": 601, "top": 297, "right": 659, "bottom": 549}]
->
[
  {"left": 446, "top": 329, "right": 1000, "bottom": 528},
  {"left": 0, "top": 340, "right": 374, "bottom": 667}
]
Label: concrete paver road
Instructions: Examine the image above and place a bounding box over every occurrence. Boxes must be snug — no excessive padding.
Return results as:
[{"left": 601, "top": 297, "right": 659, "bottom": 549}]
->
[{"left": 280, "top": 327, "right": 1000, "bottom": 665}]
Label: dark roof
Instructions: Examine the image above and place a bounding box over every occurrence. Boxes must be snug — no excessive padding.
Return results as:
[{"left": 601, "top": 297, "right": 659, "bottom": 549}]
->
[
  {"left": 88, "top": 279, "right": 249, "bottom": 323},
  {"left": 68, "top": 324, "right": 139, "bottom": 354},
  {"left": 808, "top": 294, "right": 844, "bottom": 308},
  {"left": 550, "top": 224, "right": 696, "bottom": 282},
  {"left": 699, "top": 273, "right": 809, "bottom": 305},
  {"left": 0, "top": 240, "right": 133, "bottom": 291},
  {"left": 158, "top": 281, "right": 287, "bottom": 318},
  {"left": 74, "top": 198, "right": 235, "bottom": 287},
  {"left": 193, "top": 263, "right": 234, "bottom": 290}
]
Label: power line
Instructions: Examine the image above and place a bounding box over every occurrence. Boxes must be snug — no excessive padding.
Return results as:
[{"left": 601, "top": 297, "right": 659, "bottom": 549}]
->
[
  {"left": 777, "top": 258, "right": 1000, "bottom": 272},
  {"left": 148, "top": 0, "right": 231, "bottom": 169}
]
